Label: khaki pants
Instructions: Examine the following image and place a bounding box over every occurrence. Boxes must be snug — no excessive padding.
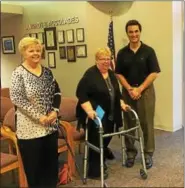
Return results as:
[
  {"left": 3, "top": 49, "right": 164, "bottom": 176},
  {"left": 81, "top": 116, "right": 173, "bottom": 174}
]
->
[{"left": 122, "top": 84, "right": 155, "bottom": 159}]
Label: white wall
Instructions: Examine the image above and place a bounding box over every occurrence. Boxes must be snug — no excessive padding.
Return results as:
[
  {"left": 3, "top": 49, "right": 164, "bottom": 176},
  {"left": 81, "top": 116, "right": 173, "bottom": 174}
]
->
[{"left": 172, "top": 1, "right": 183, "bottom": 131}]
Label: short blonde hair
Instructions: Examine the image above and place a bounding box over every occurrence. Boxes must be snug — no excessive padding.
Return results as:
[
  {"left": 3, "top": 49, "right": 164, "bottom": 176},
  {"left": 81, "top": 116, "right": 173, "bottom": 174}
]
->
[
  {"left": 18, "top": 37, "right": 42, "bottom": 55},
  {"left": 95, "top": 47, "right": 111, "bottom": 61}
]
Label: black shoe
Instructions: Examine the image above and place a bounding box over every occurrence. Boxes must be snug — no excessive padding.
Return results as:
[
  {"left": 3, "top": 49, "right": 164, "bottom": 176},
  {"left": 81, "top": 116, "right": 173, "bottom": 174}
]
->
[
  {"left": 104, "top": 147, "right": 115, "bottom": 160},
  {"left": 88, "top": 171, "right": 108, "bottom": 180},
  {"left": 125, "top": 158, "right": 135, "bottom": 168},
  {"left": 145, "top": 157, "right": 153, "bottom": 169}
]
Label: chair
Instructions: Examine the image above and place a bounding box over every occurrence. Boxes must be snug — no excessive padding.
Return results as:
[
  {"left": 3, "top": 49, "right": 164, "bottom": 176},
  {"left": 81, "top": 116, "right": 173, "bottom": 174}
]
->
[
  {"left": 3, "top": 107, "right": 76, "bottom": 177},
  {"left": 1, "top": 88, "right": 10, "bottom": 98},
  {"left": 58, "top": 97, "right": 78, "bottom": 122},
  {"left": 0, "top": 123, "right": 28, "bottom": 187},
  {"left": 0, "top": 97, "right": 13, "bottom": 122},
  {"left": 59, "top": 97, "right": 85, "bottom": 154},
  {"left": 0, "top": 97, "right": 14, "bottom": 147},
  {"left": 58, "top": 120, "right": 76, "bottom": 176}
]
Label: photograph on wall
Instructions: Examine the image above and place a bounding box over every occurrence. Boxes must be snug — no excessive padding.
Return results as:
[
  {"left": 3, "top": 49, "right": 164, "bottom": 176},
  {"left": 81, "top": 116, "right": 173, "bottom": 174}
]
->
[
  {"left": 58, "top": 30, "right": 65, "bottom": 44},
  {"left": 66, "top": 29, "right": 74, "bottom": 43},
  {"left": 67, "top": 46, "right": 76, "bottom": 62},
  {"left": 44, "top": 27, "right": 57, "bottom": 50},
  {"left": 48, "top": 52, "right": 56, "bottom": 68},
  {"left": 76, "top": 28, "right": 85, "bottom": 42},
  {"left": 76, "top": 44, "right": 87, "bottom": 58},
  {"left": 30, "top": 33, "right": 38, "bottom": 39},
  {"left": 41, "top": 46, "right": 45, "bottom": 59},
  {"left": 1, "top": 36, "right": 15, "bottom": 54},
  {"left": 59, "top": 46, "right": 66, "bottom": 59},
  {"left": 37, "top": 32, "right": 44, "bottom": 44},
  {"left": 24, "top": 34, "right": 30, "bottom": 37}
]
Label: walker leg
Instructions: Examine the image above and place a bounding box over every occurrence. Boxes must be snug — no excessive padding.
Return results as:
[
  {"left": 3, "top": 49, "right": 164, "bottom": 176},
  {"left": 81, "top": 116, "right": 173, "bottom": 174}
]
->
[
  {"left": 137, "top": 125, "right": 147, "bottom": 179},
  {"left": 83, "top": 127, "right": 89, "bottom": 184},
  {"left": 99, "top": 128, "right": 104, "bottom": 188},
  {"left": 121, "top": 132, "right": 126, "bottom": 166}
]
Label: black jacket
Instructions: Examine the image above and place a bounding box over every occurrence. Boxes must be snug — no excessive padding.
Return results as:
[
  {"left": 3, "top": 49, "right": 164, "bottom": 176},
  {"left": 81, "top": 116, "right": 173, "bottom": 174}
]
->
[{"left": 76, "top": 65, "right": 123, "bottom": 131}]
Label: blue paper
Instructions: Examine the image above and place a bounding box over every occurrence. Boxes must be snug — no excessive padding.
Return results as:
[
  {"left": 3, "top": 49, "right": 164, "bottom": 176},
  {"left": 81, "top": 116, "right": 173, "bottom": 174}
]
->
[{"left": 94, "top": 105, "right": 105, "bottom": 127}]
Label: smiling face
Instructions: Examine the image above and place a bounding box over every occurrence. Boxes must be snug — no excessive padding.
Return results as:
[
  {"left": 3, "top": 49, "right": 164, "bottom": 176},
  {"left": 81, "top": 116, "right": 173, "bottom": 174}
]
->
[
  {"left": 18, "top": 37, "right": 43, "bottom": 65},
  {"left": 23, "top": 44, "right": 42, "bottom": 64},
  {"left": 96, "top": 56, "right": 111, "bottom": 73},
  {"left": 126, "top": 25, "right": 141, "bottom": 44},
  {"left": 95, "top": 48, "right": 111, "bottom": 73}
]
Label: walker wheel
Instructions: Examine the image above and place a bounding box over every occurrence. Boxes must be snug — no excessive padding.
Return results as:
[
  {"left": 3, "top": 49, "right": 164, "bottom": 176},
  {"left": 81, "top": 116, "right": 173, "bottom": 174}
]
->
[
  {"left": 140, "top": 169, "right": 147, "bottom": 179},
  {"left": 104, "top": 182, "right": 108, "bottom": 187}
]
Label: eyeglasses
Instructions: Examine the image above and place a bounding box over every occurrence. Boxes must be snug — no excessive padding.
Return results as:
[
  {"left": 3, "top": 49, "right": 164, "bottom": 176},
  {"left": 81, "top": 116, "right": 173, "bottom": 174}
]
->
[{"left": 98, "top": 58, "right": 111, "bottom": 61}]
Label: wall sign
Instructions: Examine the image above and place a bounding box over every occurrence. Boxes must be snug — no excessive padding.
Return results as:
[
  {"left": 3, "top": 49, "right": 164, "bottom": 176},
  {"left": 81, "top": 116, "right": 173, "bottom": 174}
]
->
[{"left": 26, "top": 16, "right": 79, "bottom": 30}]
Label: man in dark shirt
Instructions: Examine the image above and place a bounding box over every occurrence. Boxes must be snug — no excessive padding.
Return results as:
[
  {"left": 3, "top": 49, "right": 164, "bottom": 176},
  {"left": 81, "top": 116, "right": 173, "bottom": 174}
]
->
[{"left": 115, "top": 20, "right": 161, "bottom": 169}]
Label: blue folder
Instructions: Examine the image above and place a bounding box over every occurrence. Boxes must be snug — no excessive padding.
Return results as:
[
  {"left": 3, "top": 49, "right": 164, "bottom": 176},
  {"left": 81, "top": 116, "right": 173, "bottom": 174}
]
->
[{"left": 94, "top": 105, "right": 105, "bottom": 127}]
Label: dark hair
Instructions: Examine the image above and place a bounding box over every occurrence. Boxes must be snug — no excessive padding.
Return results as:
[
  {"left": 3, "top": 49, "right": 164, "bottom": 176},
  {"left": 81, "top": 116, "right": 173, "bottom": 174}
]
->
[{"left": 125, "top": 20, "right": 142, "bottom": 33}]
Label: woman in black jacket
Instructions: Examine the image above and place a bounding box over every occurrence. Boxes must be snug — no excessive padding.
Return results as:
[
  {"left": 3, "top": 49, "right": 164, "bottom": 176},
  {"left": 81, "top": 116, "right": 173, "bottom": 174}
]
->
[{"left": 76, "top": 47, "right": 130, "bottom": 179}]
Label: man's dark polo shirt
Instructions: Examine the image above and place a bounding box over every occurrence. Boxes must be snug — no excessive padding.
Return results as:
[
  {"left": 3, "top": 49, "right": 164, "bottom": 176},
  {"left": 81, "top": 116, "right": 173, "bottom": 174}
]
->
[{"left": 115, "top": 42, "right": 161, "bottom": 86}]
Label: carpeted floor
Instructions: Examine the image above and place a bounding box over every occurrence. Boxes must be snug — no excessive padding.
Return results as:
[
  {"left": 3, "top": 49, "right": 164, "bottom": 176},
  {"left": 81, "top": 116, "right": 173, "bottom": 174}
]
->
[{"left": 1, "top": 128, "right": 184, "bottom": 187}]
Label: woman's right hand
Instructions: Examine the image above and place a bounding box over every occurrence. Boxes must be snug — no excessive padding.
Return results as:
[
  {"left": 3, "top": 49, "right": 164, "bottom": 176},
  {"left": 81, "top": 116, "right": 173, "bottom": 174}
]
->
[
  {"left": 87, "top": 110, "right": 97, "bottom": 120},
  {"left": 39, "top": 115, "right": 49, "bottom": 126}
]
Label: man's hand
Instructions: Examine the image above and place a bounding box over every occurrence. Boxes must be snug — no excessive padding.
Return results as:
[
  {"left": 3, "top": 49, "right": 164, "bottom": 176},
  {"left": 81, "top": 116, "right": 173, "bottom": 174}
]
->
[
  {"left": 131, "top": 87, "right": 142, "bottom": 100},
  {"left": 47, "top": 111, "right": 58, "bottom": 125},
  {"left": 127, "top": 87, "right": 135, "bottom": 99}
]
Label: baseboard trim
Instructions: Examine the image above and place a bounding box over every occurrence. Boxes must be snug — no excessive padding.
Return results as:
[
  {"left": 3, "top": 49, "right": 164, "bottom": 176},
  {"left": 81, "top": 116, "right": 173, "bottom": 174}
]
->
[{"left": 155, "top": 125, "right": 183, "bottom": 132}]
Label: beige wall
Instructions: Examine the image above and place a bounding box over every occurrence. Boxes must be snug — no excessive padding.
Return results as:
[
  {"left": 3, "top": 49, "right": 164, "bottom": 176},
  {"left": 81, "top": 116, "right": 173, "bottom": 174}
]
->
[
  {"left": 1, "top": 1, "right": 183, "bottom": 132},
  {"left": 1, "top": 15, "right": 23, "bottom": 87}
]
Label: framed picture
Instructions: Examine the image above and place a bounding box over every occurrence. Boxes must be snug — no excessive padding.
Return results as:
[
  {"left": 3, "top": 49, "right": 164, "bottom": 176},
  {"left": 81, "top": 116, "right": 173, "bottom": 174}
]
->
[
  {"left": 66, "top": 29, "right": 74, "bottom": 43},
  {"left": 1, "top": 36, "right": 15, "bottom": 54},
  {"left": 24, "top": 34, "right": 30, "bottom": 37},
  {"left": 76, "top": 44, "right": 87, "bottom": 58},
  {"left": 67, "top": 46, "right": 76, "bottom": 62},
  {"left": 48, "top": 52, "right": 56, "bottom": 68},
  {"left": 59, "top": 46, "right": 66, "bottom": 59},
  {"left": 41, "top": 46, "right": 45, "bottom": 59},
  {"left": 30, "top": 33, "right": 38, "bottom": 38},
  {"left": 58, "top": 30, "right": 65, "bottom": 44},
  {"left": 37, "top": 32, "right": 44, "bottom": 44},
  {"left": 44, "top": 27, "right": 57, "bottom": 50},
  {"left": 76, "top": 28, "right": 85, "bottom": 42}
]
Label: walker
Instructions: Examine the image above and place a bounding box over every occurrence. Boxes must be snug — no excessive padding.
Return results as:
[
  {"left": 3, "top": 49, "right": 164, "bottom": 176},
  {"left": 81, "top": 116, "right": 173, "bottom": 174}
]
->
[{"left": 82, "top": 108, "right": 147, "bottom": 187}]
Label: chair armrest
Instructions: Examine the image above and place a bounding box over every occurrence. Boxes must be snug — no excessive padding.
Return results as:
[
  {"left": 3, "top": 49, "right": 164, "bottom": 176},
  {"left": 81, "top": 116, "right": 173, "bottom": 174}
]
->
[
  {"left": 59, "top": 120, "right": 74, "bottom": 136},
  {"left": 0, "top": 125, "right": 17, "bottom": 146},
  {"left": 1, "top": 126, "right": 28, "bottom": 187},
  {"left": 59, "top": 120, "right": 75, "bottom": 147}
]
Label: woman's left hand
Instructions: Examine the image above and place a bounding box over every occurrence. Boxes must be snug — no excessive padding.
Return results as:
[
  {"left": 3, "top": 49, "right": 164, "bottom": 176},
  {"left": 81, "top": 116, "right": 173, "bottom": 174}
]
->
[
  {"left": 47, "top": 111, "right": 58, "bottom": 125},
  {"left": 121, "top": 103, "right": 131, "bottom": 112}
]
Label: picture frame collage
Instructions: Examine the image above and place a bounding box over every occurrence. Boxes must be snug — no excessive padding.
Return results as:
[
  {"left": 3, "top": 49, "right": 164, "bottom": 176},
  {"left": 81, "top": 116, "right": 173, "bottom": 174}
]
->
[
  {"left": 57, "top": 28, "right": 87, "bottom": 63},
  {"left": 25, "top": 27, "right": 87, "bottom": 68}
]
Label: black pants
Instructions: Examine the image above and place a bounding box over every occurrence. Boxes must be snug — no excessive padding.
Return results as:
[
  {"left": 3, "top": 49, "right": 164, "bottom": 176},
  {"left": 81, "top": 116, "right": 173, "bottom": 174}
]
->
[
  {"left": 88, "top": 117, "right": 114, "bottom": 176},
  {"left": 18, "top": 132, "right": 58, "bottom": 188},
  {"left": 122, "top": 84, "right": 155, "bottom": 159}
]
